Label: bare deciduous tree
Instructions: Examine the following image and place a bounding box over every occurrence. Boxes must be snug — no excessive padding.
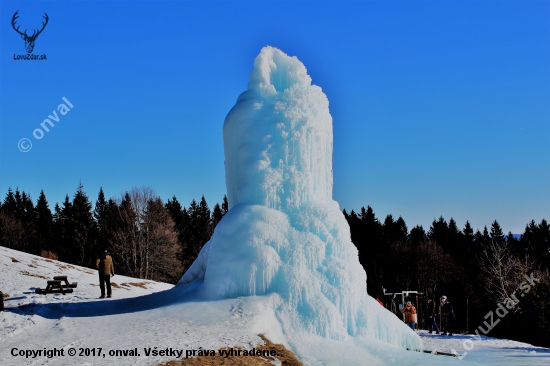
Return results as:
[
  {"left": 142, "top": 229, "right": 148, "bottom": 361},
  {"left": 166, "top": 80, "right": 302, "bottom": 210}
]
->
[
  {"left": 108, "top": 186, "right": 182, "bottom": 282},
  {"left": 477, "top": 240, "right": 523, "bottom": 303},
  {"left": 0, "top": 212, "right": 25, "bottom": 251}
]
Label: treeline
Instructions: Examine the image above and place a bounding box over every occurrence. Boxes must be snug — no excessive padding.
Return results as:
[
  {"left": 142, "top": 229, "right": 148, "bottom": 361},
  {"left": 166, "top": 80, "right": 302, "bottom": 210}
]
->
[
  {"left": 344, "top": 206, "right": 550, "bottom": 348},
  {"left": 0, "top": 185, "right": 227, "bottom": 283},
  {"left": 1, "top": 185, "right": 549, "bottom": 346}
]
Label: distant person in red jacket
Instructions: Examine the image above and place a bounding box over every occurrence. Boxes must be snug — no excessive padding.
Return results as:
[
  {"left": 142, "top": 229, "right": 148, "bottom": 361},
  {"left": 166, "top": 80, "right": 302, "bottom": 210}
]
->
[{"left": 95, "top": 250, "right": 114, "bottom": 299}]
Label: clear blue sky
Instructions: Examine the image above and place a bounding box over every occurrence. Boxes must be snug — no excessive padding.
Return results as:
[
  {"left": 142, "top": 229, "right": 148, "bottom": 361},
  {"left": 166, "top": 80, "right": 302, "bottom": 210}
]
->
[{"left": 1, "top": 0, "right": 548, "bottom": 234}]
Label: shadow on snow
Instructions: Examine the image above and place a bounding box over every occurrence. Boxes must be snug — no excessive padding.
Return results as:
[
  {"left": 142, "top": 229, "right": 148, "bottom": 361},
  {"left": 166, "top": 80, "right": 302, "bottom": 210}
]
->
[{"left": 5, "top": 280, "right": 206, "bottom": 319}]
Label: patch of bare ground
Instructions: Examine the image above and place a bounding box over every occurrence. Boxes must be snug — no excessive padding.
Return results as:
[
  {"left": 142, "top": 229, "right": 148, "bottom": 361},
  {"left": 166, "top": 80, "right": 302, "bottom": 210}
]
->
[
  {"left": 20, "top": 271, "right": 47, "bottom": 279},
  {"left": 28, "top": 264, "right": 37, "bottom": 268},
  {"left": 113, "top": 283, "right": 130, "bottom": 290},
  {"left": 2, "top": 293, "right": 9, "bottom": 300},
  {"left": 123, "top": 282, "right": 148, "bottom": 289},
  {"left": 40, "top": 250, "right": 58, "bottom": 260},
  {"left": 158, "top": 335, "right": 302, "bottom": 366},
  {"left": 11, "top": 257, "right": 19, "bottom": 263}
]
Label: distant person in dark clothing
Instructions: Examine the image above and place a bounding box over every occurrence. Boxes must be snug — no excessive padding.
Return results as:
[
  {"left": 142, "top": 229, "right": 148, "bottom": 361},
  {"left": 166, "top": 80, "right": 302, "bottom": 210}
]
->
[
  {"left": 440, "top": 295, "right": 454, "bottom": 336},
  {"left": 95, "top": 250, "right": 114, "bottom": 299},
  {"left": 389, "top": 294, "right": 399, "bottom": 317},
  {"left": 427, "top": 298, "right": 440, "bottom": 334}
]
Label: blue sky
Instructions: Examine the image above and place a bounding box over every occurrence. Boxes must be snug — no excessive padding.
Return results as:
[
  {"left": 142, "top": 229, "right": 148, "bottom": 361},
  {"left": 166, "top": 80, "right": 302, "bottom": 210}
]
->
[{"left": 1, "top": 0, "right": 548, "bottom": 234}]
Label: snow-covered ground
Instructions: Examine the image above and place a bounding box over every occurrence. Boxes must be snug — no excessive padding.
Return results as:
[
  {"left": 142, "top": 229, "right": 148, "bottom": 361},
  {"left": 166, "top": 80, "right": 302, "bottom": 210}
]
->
[
  {"left": 419, "top": 330, "right": 550, "bottom": 365},
  {"left": 1, "top": 246, "right": 549, "bottom": 365}
]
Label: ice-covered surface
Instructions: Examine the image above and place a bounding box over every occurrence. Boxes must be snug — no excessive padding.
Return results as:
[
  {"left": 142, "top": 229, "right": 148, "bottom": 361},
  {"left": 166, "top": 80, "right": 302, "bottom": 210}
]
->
[
  {"left": 2, "top": 246, "right": 549, "bottom": 366},
  {"left": 223, "top": 46, "right": 333, "bottom": 211},
  {"left": 419, "top": 330, "right": 550, "bottom": 365},
  {"left": 179, "top": 46, "right": 422, "bottom": 356}
]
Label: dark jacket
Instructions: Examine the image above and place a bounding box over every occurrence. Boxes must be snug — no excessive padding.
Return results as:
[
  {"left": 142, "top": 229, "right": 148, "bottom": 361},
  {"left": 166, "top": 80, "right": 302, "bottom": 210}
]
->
[
  {"left": 428, "top": 301, "right": 439, "bottom": 317},
  {"left": 390, "top": 299, "right": 397, "bottom": 314},
  {"left": 96, "top": 255, "right": 114, "bottom": 276},
  {"left": 441, "top": 301, "right": 454, "bottom": 318}
]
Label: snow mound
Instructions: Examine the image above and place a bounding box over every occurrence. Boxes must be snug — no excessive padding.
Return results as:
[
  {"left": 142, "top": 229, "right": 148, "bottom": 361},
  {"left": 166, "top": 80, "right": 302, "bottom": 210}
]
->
[{"left": 179, "top": 46, "right": 422, "bottom": 353}]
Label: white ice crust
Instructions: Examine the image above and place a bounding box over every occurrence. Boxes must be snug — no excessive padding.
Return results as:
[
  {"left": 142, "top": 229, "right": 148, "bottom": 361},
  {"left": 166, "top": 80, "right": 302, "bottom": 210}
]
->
[{"left": 179, "top": 46, "right": 422, "bottom": 353}]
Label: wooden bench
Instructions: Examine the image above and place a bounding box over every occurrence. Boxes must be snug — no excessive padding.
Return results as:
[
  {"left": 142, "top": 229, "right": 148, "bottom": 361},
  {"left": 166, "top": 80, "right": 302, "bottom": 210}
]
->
[
  {"left": 53, "top": 276, "right": 78, "bottom": 288},
  {"left": 35, "top": 280, "right": 74, "bottom": 295}
]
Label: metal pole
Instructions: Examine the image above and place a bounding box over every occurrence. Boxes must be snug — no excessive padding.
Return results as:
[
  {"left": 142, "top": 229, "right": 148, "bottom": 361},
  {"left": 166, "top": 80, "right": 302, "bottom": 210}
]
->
[
  {"left": 401, "top": 292, "right": 405, "bottom": 321},
  {"left": 415, "top": 293, "right": 419, "bottom": 329},
  {"left": 466, "top": 299, "right": 469, "bottom": 333}
]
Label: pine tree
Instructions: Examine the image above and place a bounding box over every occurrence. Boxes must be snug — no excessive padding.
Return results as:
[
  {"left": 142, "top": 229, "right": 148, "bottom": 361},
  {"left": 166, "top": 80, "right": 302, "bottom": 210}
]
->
[
  {"left": 428, "top": 216, "right": 449, "bottom": 251},
  {"left": 463, "top": 221, "right": 474, "bottom": 242},
  {"left": 482, "top": 225, "right": 490, "bottom": 244},
  {"left": 14, "top": 188, "right": 23, "bottom": 217},
  {"left": 70, "top": 183, "right": 97, "bottom": 266},
  {"left": 409, "top": 225, "right": 426, "bottom": 247},
  {"left": 212, "top": 203, "right": 223, "bottom": 227},
  {"left": 2, "top": 188, "right": 16, "bottom": 213},
  {"left": 179, "top": 197, "right": 211, "bottom": 272},
  {"left": 394, "top": 216, "right": 408, "bottom": 243},
  {"left": 34, "top": 190, "right": 54, "bottom": 254},
  {"left": 198, "top": 196, "right": 211, "bottom": 229},
  {"left": 94, "top": 188, "right": 112, "bottom": 253},
  {"left": 506, "top": 231, "right": 519, "bottom": 250},
  {"left": 460, "top": 220, "right": 478, "bottom": 269},
  {"left": 521, "top": 219, "right": 550, "bottom": 269},
  {"left": 53, "top": 196, "right": 73, "bottom": 260},
  {"left": 165, "top": 195, "right": 184, "bottom": 231},
  {"left": 347, "top": 210, "right": 361, "bottom": 245},
  {"left": 165, "top": 195, "right": 188, "bottom": 266},
  {"left": 221, "top": 194, "right": 229, "bottom": 215},
  {"left": 347, "top": 206, "right": 383, "bottom": 297},
  {"left": 536, "top": 219, "right": 550, "bottom": 268},
  {"left": 382, "top": 214, "right": 395, "bottom": 244},
  {"left": 21, "top": 192, "right": 36, "bottom": 253},
  {"left": 490, "top": 220, "right": 505, "bottom": 246}
]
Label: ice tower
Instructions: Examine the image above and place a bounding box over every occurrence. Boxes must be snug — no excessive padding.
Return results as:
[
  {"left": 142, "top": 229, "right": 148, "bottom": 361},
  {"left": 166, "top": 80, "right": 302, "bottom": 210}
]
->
[{"left": 179, "top": 46, "right": 422, "bottom": 351}]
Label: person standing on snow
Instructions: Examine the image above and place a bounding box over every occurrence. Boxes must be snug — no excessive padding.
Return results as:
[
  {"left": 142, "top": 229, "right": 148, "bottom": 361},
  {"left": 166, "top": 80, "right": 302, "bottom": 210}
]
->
[
  {"left": 427, "top": 298, "right": 440, "bottom": 334},
  {"left": 95, "top": 250, "right": 115, "bottom": 299},
  {"left": 401, "top": 301, "right": 417, "bottom": 330},
  {"left": 389, "top": 294, "right": 399, "bottom": 317},
  {"left": 440, "top": 295, "right": 454, "bottom": 336}
]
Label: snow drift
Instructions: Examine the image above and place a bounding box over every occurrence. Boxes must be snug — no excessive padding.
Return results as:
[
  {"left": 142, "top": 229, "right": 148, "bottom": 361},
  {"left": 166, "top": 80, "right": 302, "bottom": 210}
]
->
[{"left": 179, "top": 46, "right": 422, "bottom": 352}]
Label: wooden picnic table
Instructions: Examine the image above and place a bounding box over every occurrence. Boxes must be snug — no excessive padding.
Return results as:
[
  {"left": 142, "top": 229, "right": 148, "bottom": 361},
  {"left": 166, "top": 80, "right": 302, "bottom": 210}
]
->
[
  {"left": 35, "top": 276, "right": 77, "bottom": 295},
  {"left": 53, "top": 275, "right": 78, "bottom": 288}
]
